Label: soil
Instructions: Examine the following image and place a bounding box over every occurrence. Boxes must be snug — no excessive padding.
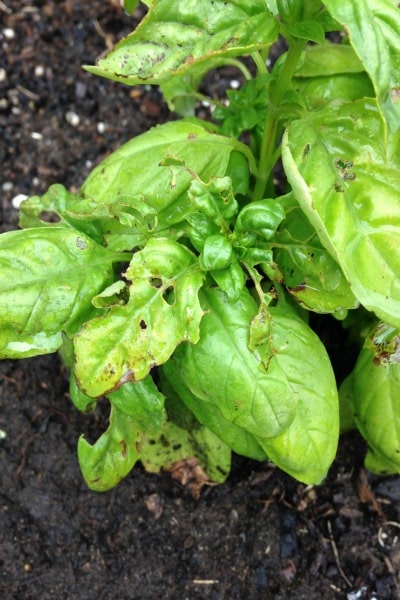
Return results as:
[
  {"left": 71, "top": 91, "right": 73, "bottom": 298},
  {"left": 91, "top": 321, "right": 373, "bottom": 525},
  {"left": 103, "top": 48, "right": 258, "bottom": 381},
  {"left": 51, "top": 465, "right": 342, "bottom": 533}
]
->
[{"left": 1, "top": 2, "right": 400, "bottom": 599}]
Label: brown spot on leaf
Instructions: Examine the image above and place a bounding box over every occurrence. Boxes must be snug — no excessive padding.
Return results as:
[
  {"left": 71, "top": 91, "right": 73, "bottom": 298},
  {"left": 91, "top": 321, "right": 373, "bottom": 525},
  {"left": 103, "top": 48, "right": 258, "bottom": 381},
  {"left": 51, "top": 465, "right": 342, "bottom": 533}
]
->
[{"left": 119, "top": 440, "right": 127, "bottom": 458}]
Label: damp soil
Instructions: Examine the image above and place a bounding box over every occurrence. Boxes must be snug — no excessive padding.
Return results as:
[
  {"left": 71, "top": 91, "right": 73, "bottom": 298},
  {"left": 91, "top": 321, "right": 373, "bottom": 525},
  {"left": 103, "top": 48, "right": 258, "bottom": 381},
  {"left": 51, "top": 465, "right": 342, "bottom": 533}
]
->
[{"left": 1, "top": 2, "right": 400, "bottom": 599}]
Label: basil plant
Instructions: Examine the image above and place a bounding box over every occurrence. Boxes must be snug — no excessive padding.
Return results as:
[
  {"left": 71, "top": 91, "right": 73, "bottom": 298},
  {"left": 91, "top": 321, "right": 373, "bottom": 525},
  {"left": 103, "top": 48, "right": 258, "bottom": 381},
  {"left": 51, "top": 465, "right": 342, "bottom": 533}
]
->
[{"left": 1, "top": 0, "right": 399, "bottom": 491}]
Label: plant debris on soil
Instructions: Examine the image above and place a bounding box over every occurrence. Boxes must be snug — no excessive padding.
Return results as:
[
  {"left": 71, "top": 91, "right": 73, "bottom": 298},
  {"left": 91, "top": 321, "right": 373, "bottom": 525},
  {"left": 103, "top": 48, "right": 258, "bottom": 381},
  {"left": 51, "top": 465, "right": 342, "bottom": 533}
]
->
[{"left": 1, "top": 2, "right": 400, "bottom": 599}]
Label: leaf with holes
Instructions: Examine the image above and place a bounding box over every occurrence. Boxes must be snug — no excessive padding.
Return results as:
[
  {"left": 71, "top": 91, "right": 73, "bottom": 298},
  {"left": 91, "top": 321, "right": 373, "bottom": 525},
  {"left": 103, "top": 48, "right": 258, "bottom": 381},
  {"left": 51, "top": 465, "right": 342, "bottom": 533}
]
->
[{"left": 73, "top": 238, "right": 204, "bottom": 397}]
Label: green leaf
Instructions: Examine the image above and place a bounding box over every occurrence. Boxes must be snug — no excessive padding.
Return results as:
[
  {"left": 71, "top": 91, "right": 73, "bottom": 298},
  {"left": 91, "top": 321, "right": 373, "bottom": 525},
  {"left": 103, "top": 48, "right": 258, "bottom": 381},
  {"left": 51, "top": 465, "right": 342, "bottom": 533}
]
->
[
  {"left": 255, "top": 306, "right": 339, "bottom": 484},
  {"left": 365, "top": 447, "right": 400, "bottom": 476},
  {"left": 0, "top": 228, "right": 117, "bottom": 358},
  {"left": 282, "top": 99, "right": 400, "bottom": 328},
  {"left": 199, "top": 235, "right": 233, "bottom": 271},
  {"left": 272, "top": 194, "right": 358, "bottom": 314},
  {"left": 349, "top": 322, "right": 400, "bottom": 474},
  {"left": 78, "top": 404, "right": 142, "bottom": 491},
  {"left": 170, "top": 285, "right": 339, "bottom": 483},
  {"left": 70, "top": 373, "right": 96, "bottom": 413},
  {"left": 74, "top": 238, "right": 204, "bottom": 397},
  {"left": 235, "top": 198, "right": 285, "bottom": 247},
  {"left": 296, "top": 44, "right": 365, "bottom": 77},
  {"left": 323, "top": 0, "right": 400, "bottom": 146},
  {"left": 123, "top": 0, "right": 140, "bottom": 14},
  {"left": 294, "top": 72, "right": 374, "bottom": 110},
  {"left": 140, "top": 419, "right": 231, "bottom": 484},
  {"left": 19, "top": 184, "right": 106, "bottom": 245},
  {"left": 289, "top": 20, "right": 325, "bottom": 45},
  {"left": 107, "top": 378, "right": 165, "bottom": 435},
  {"left": 85, "top": 0, "right": 278, "bottom": 85},
  {"left": 79, "top": 121, "right": 251, "bottom": 251},
  {"left": 161, "top": 360, "right": 268, "bottom": 461},
  {"left": 169, "top": 286, "right": 297, "bottom": 440}
]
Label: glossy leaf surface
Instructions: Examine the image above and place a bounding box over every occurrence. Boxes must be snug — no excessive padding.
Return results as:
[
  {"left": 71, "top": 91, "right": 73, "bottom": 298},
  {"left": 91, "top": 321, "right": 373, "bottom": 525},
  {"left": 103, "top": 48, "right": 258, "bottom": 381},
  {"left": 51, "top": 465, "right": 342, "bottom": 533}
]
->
[{"left": 283, "top": 99, "right": 400, "bottom": 328}]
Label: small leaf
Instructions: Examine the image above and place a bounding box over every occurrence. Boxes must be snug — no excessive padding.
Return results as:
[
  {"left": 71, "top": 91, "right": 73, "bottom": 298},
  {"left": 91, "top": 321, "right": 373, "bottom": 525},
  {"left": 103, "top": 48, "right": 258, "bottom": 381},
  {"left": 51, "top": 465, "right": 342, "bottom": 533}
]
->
[
  {"left": 123, "top": 0, "right": 140, "bottom": 14},
  {"left": 70, "top": 373, "right": 96, "bottom": 413},
  {"left": 78, "top": 404, "right": 142, "bottom": 491},
  {"left": 74, "top": 238, "right": 204, "bottom": 397},
  {"left": 289, "top": 20, "right": 325, "bottom": 45}
]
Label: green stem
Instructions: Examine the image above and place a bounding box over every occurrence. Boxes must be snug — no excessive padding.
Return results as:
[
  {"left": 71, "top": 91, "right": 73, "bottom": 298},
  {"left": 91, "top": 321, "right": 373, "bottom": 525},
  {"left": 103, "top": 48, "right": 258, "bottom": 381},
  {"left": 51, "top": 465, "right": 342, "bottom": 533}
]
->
[
  {"left": 251, "top": 51, "right": 268, "bottom": 75},
  {"left": 219, "top": 58, "right": 253, "bottom": 81},
  {"left": 252, "top": 39, "right": 306, "bottom": 201}
]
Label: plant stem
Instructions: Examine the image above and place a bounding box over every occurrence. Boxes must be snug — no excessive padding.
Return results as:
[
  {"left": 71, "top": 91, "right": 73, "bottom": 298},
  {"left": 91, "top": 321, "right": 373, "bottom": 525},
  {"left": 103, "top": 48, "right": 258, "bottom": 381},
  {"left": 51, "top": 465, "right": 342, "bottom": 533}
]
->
[
  {"left": 251, "top": 51, "right": 268, "bottom": 75},
  {"left": 252, "top": 39, "right": 306, "bottom": 201}
]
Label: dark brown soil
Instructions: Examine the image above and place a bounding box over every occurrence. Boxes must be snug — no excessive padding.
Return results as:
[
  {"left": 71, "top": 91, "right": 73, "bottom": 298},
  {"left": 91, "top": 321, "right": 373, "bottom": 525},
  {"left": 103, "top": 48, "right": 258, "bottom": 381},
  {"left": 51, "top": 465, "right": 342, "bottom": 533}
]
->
[{"left": 1, "top": 2, "right": 400, "bottom": 599}]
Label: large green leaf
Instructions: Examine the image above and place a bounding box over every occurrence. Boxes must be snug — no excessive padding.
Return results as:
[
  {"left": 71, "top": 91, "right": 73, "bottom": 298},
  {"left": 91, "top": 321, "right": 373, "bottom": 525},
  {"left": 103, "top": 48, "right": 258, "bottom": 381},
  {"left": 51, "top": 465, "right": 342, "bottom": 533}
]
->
[
  {"left": 282, "top": 99, "right": 400, "bottom": 328},
  {"left": 0, "top": 228, "right": 117, "bottom": 358},
  {"left": 161, "top": 360, "right": 268, "bottom": 461},
  {"left": 168, "top": 286, "right": 296, "bottom": 439},
  {"left": 74, "top": 238, "right": 204, "bottom": 397},
  {"left": 79, "top": 121, "right": 252, "bottom": 251},
  {"left": 255, "top": 307, "right": 339, "bottom": 484},
  {"left": 323, "top": 0, "right": 400, "bottom": 145},
  {"left": 169, "top": 286, "right": 338, "bottom": 483},
  {"left": 85, "top": 0, "right": 278, "bottom": 85}
]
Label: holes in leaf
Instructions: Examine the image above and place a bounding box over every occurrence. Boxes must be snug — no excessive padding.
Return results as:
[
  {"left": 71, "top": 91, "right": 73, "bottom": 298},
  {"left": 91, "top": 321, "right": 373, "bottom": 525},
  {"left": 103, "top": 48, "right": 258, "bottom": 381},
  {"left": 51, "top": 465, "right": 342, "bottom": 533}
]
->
[
  {"left": 162, "top": 285, "right": 175, "bottom": 305},
  {"left": 140, "top": 319, "right": 147, "bottom": 330},
  {"left": 150, "top": 277, "right": 163, "bottom": 288},
  {"left": 39, "top": 210, "right": 61, "bottom": 223}
]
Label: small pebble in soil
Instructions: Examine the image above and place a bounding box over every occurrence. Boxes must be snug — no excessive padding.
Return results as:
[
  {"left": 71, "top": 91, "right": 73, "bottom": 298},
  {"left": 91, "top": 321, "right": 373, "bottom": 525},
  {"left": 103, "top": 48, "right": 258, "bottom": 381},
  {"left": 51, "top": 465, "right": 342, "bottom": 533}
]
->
[
  {"left": 97, "top": 122, "right": 107, "bottom": 134},
  {"left": 0, "top": 68, "right": 6, "bottom": 82},
  {"left": 34, "top": 65, "right": 45, "bottom": 77},
  {"left": 3, "top": 28, "right": 15, "bottom": 40},
  {"left": 31, "top": 131, "right": 43, "bottom": 140},
  {"left": 65, "top": 111, "right": 80, "bottom": 127},
  {"left": 2, "top": 182, "right": 13, "bottom": 192},
  {"left": 11, "top": 193, "right": 28, "bottom": 209}
]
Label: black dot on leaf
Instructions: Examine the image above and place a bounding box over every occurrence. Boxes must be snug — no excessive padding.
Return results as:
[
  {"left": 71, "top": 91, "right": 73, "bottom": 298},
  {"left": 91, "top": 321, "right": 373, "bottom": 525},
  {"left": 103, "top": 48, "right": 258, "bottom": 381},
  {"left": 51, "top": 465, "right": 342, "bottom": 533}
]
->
[{"left": 140, "top": 320, "right": 147, "bottom": 330}]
